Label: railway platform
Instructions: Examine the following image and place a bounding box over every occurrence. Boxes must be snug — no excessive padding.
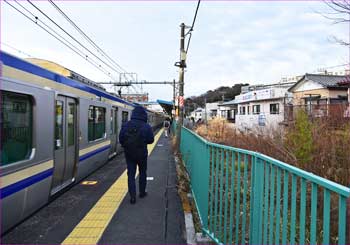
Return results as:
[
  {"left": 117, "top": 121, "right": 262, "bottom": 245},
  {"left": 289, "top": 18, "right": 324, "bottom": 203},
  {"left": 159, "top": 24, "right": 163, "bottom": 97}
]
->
[{"left": 2, "top": 129, "right": 186, "bottom": 244}]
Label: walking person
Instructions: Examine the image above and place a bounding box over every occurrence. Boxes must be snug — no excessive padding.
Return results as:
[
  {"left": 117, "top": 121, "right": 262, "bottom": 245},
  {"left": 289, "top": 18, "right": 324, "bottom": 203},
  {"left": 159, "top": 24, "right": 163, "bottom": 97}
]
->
[
  {"left": 163, "top": 118, "right": 170, "bottom": 137},
  {"left": 119, "top": 106, "right": 154, "bottom": 204}
]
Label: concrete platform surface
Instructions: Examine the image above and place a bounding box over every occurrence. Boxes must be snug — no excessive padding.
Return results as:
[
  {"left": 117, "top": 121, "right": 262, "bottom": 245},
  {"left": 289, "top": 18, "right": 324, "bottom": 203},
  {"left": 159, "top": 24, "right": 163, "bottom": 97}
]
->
[
  {"left": 1, "top": 133, "right": 186, "bottom": 244},
  {"left": 99, "top": 134, "right": 186, "bottom": 244}
]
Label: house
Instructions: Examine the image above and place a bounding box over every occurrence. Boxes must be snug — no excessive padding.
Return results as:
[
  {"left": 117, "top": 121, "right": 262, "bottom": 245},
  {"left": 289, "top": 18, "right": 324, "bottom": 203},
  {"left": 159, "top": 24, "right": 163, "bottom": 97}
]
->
[
  {"left": 217, "top": 100, "right": 237, "bottom": 122},
  {"left": 204, "top": 102, "right": 219, "bottom": 119},
  {"left": 288, "top": 73, "right": 349, "bottom": 105},
  {"left": 287, "top": 73, "right": 350, "bottom": 120},
  {"left": 190, "top": 107, "right": 204, "bottom": 122},
  {"left": 235, "top": 82, "right": 294, "bottom": 132}
]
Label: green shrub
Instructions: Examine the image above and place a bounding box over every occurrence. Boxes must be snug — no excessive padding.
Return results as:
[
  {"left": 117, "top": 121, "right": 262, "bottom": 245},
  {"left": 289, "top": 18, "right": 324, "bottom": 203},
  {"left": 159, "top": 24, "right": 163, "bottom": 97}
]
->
[{"left": 286, "top": 109, "right": 314, "bottom": 166}]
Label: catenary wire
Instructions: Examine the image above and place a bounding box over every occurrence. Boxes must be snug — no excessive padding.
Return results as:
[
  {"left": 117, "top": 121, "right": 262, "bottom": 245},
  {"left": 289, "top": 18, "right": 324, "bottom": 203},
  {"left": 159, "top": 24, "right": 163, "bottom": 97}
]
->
[
  {"left": 47, "top": 0, "right": 140, "bottom": 90},
  {"left": 27, "top": 0, "right": 125, "bottom": 75},
  {"left": 12, "top": 0, "right": 114, "bottom": 78},
  {"left": 48, "top": 0, "right": 137, "bottom": 86},
  {"left": 13, "top": 0, "right": 116, "bottom": 79},
  {"left": 48, "top": 0, "right": 131, "bottom": 77},
  {"left": 186, "top": 0, "right": 201, "bottom": 54},
  {"left": 1, "top": 42, "right": 32, "bottom": 58},
  {"left": 4, "top": 0, "right": 116, "bottom": 80}
]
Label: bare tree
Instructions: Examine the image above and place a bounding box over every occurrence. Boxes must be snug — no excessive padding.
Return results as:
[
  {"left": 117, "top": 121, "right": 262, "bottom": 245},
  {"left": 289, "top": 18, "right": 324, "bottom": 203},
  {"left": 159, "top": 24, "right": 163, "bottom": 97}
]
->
[{"left": 324, "top": 0, "right": 350, "bottom": 46}]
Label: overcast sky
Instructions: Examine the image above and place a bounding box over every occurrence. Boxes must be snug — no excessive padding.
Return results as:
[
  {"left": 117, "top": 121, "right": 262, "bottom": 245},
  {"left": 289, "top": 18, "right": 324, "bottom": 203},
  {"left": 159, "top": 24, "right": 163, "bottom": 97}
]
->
[{"left": 1, "top": 1, "right": 349, "bottom": 101}]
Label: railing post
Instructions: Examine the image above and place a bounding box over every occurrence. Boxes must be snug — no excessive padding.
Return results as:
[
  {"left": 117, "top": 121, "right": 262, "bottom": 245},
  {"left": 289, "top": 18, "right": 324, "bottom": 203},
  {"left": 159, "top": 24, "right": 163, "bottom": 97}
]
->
[
  {"left": 250, "top": 155, "right": 264, "bottom": 245},
  {"left": 202, "top": 143, "right": 210, "bottom": 234},
  {"left": 347, "top": 198, "right": 350, "bottom": 244}
]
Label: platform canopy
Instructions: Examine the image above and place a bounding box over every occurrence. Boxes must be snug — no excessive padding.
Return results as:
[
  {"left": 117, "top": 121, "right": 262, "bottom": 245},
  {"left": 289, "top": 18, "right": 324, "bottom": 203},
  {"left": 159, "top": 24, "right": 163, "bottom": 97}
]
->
[{"left": 156, "top": 99, "right": 173, "bottom": 116}]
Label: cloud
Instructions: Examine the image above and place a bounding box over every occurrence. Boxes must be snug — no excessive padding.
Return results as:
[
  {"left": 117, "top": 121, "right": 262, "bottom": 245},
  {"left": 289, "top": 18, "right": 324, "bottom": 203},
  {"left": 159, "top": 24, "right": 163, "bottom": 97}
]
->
[{"left": 2, "top": 1, "right": 348, "bottom": 100}]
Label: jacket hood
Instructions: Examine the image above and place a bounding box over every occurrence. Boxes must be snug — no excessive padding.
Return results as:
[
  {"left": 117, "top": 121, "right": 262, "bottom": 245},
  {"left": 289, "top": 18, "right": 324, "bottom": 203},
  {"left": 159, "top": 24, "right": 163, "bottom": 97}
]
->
[{"left": 131, "top": 106, "right": 148, "bottom": 122}]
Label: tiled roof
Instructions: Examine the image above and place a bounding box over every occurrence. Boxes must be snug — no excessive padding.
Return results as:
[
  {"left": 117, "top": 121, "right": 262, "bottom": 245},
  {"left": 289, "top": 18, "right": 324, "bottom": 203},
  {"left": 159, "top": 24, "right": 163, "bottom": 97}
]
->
[
  {"left": 305, "top": 73, "right": 349, "bottom": 88},
  {"left": 289, "top": 73, "right": 349, "bottom": 92},
  {"left": 219, "top": 99, "right": 238, "bottom": 105}
]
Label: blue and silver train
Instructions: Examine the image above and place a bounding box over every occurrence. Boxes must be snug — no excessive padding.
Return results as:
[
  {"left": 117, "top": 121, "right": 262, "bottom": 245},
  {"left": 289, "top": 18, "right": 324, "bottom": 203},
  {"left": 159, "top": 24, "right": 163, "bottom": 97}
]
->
[{"left": 0, "top": 51, "right": 164, "bottom": 233}]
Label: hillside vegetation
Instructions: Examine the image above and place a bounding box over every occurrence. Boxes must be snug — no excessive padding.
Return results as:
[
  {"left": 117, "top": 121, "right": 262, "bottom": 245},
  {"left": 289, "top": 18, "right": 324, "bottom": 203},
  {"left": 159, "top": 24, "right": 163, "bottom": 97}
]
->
[{"left": 185, "top": 83, "right": 248, "bottom": 114}]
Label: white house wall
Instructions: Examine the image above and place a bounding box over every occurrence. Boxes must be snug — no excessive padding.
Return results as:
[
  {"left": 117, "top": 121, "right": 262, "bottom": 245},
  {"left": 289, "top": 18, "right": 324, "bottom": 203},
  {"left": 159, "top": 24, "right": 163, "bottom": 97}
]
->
[
  {"left": 235, "top": 87, "right": 288, "bottom": 103},
  {"left": 294, "top": 79, "right": 324, "bottom": 92},
  {"left": 236, "top": 100, "right": 284, "bottom": 133}
]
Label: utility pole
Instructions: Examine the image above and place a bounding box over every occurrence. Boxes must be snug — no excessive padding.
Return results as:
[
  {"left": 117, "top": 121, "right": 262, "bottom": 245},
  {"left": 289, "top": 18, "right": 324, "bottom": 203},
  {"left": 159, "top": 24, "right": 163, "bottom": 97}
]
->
[
  {"left": 204, "top": 97, "right": 207, "bottom": 124},
  {"left": 175, "top": 23, "right": 186, "bottom": 151},
  {"left": 173, "top": 79, "right": 176, "bottom": 120}
]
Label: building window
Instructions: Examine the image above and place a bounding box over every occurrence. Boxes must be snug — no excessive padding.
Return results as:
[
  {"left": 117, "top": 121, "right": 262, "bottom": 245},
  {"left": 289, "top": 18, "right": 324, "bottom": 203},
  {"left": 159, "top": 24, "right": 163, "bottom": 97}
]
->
[
  {"left": 1, "top": 91, "right": 33, "bottom": 165},
  {"left": 240, "top": 106, "right": 246, "bottom": 115},
  {"left": 253, "top": 105, "right": 261, "bottom": 114},
  {"left": 122, "top": 111, "right": 129, "bottom": 123},
  {"left": 228, "top": 110, "right": 235, "bottom": 119},
  {"left": 270, "top": 103, "right": 279, "bottom": 114},
  {"left": 247, "top": 106, "right": 250, "bottom": 115},
  {"left": 88, "top": 106, "right": 106, "bottom": 141}
]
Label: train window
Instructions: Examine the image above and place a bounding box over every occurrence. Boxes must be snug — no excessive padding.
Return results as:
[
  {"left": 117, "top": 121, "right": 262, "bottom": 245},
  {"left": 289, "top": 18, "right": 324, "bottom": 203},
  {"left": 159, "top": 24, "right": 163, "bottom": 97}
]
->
[
  {"left": 122, "top": 111, "right": 129, "bottom": 123},
  {"left": 113, "top": 108, "right": 118, "bottom": 134},
  {"left": 67, "top": 103, "right": 75, "bottom": 146},
  {"left": 1, "top": 91, "right": 33, "bottom": 166},
  {"left": 110, "top": 109, "right": 113, "bottom": 135},
  {"left": 55, "top": 101, "right": 64, "bottom": 149},
  {"left": 88, "top": 106, "right": 94, "bottom": 141},
  {"left": 88, "top": 106, "right": 106, "bottom": 141}
]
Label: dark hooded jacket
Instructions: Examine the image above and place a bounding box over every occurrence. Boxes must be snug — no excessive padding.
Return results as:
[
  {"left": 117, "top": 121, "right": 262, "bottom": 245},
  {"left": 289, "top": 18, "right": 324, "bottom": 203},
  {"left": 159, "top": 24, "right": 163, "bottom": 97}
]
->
[{"left": 119, "top": 106, "right": 154, "bottom": 159}]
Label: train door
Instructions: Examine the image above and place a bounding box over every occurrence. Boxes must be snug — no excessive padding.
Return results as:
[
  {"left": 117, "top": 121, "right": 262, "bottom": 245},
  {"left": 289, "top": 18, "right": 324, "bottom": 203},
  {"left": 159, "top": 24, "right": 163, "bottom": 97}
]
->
[
  {"left": 109, "top": 107, "right": 118, "bottom": 156},
  {"left": 51, "top": 96, "right": 77, "bottom": 194}
]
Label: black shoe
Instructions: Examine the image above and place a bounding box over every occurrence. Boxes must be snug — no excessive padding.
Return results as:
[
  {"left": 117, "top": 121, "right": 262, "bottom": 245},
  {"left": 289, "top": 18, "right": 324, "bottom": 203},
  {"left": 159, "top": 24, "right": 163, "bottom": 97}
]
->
[
  {"left": 130, "top": 197, "right": 136, "bottom": 204},
  {"left": 139, "top": 192, "right": 148, "bottom": 198}
]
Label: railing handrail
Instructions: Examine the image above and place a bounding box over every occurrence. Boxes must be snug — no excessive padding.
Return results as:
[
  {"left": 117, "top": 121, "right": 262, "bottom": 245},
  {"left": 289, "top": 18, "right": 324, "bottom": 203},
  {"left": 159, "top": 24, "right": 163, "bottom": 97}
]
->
[{"left": 184, "top": 126, "right": 350, "bottom": 198}]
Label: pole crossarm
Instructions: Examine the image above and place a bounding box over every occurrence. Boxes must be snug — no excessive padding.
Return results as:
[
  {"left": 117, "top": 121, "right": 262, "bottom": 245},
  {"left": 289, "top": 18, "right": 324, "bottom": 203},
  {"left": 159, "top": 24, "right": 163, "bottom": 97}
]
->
[{"left": 97, "top": 81, "right": 177, "bottom": 86}]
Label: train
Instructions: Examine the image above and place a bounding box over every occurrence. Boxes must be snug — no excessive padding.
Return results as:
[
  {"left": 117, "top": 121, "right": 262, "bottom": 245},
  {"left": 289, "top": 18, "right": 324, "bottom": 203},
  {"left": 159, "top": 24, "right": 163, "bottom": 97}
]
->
[{"left": 0, "top": 51, "right": 165, "bottom": 233}]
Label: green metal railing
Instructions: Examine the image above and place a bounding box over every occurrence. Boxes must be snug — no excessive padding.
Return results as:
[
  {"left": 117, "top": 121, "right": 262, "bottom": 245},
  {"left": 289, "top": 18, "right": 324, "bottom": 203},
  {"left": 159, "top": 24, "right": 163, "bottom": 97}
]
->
[{"left": 178, "top": 125, "right": 350, "bottom": 245}]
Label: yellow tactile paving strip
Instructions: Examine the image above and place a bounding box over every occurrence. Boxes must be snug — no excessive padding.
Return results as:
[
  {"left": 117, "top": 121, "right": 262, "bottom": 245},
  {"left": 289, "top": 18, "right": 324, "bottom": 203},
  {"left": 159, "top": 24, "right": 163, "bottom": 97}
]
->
[{"left": 62, "top": 128, "right": 164, "bottom": 245}]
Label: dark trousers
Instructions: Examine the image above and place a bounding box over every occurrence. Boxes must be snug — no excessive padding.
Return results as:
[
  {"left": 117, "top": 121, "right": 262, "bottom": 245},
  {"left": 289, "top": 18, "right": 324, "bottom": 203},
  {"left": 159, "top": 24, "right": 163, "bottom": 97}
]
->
[{"left": 126, "top": 156, "right": 147, "bottom": 198}]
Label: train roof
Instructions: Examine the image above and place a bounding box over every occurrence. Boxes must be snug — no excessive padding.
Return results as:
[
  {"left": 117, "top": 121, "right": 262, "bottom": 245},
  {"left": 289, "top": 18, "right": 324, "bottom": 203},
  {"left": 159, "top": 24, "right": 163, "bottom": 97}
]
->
[
  {"left": 0, "top": 51, "right": 134, "bottom": 107},
  {"left": 25, "top": 58, "right": 106, "bottom": 91}
]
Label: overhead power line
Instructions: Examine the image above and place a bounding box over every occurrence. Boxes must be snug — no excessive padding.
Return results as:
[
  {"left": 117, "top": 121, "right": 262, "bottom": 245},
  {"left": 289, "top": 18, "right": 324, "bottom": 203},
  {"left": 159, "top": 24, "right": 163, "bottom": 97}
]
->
[
  {"left": 27, "top": 0, "right": 124, "bottom": 76},
  {"left": 12, "top": 0, "right": 115, "bottom": 78},
  {"left": 186, "top": 0, "right": 201, "bottom": 54},
  {"left": 47, "top": 0, "right": 138, "bottom": 89},
  {"left": 4, "top": 0, "right": 115, "bottom": 80},
  {"left": 6, "top": 0, "right": 147, "bottom": 95},
  {"left": 48, "top": 0, "right": 131, "bottom": 78},
  {"left": 320, "top": 63, "right": 350, "bottom": 69},
  {"left": 1, "top": 42, "right": 32, "bottom": 57}
]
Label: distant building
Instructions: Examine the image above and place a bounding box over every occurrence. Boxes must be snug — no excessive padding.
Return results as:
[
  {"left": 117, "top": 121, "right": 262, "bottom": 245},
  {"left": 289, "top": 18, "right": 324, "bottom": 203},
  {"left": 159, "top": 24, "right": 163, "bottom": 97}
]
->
[
  {"left": 235, "top": 82, "right": 294, "bottom": 132},
  {"left": 218, "top": 100, "right": 237, "bottom": 122},
  {"left": 138, "top": 101, "right": 164, "bottom": 113},
  {"left": 121, "top": 93, "right": 149, "bottom": 103},
  {"left": 204, "top": 102, "right": 219, "bottom": 119},
  {"left": 288, "top": 73, "right": 349, "bottom": 106},
  {"left": 287, "top": 73, "right": 350, "bottom": 122},
  {"left": 190, "top": 107, "right": 204, "bottom": 122}
]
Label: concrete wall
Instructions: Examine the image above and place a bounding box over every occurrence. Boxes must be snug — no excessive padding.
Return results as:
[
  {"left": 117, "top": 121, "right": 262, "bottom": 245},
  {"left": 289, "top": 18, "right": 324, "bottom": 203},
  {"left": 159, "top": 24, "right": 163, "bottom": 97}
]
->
[
  {"left": 236, "top": 100, "right": 284, "bottom": 132},
  {"left": 293, "top": 88, "right": 348, "bottom": 105}
]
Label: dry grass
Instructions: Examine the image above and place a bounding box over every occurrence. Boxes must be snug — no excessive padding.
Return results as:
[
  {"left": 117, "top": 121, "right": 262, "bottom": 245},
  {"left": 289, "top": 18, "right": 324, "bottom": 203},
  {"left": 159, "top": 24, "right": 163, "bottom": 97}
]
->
[
  {"left": 195, "top": 117, "right": 349, "bottom": 187},
  {"left": 195, "top": 117, "right": 350, "bottom": 243},
  {"left": 172, "top": 134, "right": 202, "bottom": 233}
]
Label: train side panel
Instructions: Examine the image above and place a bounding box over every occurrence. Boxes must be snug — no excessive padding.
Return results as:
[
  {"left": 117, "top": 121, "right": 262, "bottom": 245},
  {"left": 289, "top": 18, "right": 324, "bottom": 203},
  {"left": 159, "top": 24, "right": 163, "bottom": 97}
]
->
[
  {"left": 0, "top": 78, "right": 55, "bottom": 233},
  {"left": 75, "top": 98, "right": 111, "bottom": 182}
]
